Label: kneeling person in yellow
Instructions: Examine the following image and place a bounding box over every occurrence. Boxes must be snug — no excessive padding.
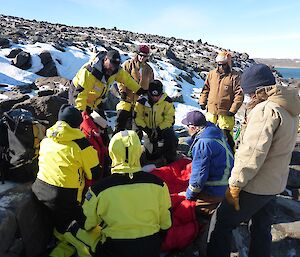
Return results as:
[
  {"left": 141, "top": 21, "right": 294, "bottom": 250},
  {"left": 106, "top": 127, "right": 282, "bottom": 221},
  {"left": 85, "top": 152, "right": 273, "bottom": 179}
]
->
[
  {"left": 81, "top": 130, "right": 172, "bottom": 257},
  {"left": 32, "top": 104, "right": 101, "bottom": 257}
]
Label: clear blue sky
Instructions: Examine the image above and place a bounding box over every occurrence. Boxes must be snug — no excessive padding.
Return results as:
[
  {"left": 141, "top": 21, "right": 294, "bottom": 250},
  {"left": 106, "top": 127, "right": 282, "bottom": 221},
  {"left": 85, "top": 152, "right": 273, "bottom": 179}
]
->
[{"left": 1, "top": 0, "right": 300, "bottom": 58}]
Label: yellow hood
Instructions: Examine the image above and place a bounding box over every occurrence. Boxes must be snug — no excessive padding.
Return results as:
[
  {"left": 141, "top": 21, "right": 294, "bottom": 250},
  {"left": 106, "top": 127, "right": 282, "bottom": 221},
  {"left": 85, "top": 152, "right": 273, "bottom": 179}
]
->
[
  {"left": 109, "top": 130, "right": 142, "bottom": 174},
  {"left": 46, "top": 121, "right": 85, "bottom": 142}
]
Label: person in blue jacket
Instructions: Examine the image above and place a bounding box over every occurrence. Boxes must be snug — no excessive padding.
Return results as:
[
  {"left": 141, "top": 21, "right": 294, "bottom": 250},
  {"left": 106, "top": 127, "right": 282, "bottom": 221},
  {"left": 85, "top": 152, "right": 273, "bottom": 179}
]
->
[{"left": 181, "top": 110, "right": 234, "bottom": 214}]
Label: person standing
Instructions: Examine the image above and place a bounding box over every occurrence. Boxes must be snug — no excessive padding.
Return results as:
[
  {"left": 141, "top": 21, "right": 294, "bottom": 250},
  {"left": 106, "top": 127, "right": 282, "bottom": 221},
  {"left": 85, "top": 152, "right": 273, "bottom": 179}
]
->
[
  {"left": 207, "top": 64, "right": 300, "bottom": 257},
  {"left": 115, "top": 44, "right": 154, "bottom": 133},
  {"left": 199, "top": 51, "right": 244, "bottom": 151}
]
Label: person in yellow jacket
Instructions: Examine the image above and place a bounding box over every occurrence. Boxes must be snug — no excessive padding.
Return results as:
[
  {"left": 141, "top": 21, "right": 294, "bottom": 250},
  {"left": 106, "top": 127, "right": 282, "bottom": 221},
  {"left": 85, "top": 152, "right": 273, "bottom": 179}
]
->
[
  {"left": 32, "top": 104, "right": 101, "bottom": 257},
  {"left": 134, "top": 79, "right": 178, "bottom": 163},
  {"left": 69, "top": 130, "right": 172, "bottom": 257},
  {"left": 69, "top": 49, "right": 144, "bottom": 145},
  {"left": 115, "top": 44, "right": 154, "bottom": 133},
  {"left": 199, "top": 51, "right": 244, "bottom": 151}
]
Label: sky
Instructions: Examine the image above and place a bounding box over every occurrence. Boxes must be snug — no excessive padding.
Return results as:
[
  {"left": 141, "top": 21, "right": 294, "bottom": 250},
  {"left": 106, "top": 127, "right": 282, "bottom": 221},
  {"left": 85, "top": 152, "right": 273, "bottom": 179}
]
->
[{"left": 1, "top": 0, "right": 300, "bottom": 59}]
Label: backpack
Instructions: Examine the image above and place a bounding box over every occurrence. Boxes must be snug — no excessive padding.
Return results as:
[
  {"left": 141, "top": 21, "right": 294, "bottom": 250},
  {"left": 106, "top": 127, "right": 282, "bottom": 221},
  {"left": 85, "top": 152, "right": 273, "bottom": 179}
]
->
[{"left": 0, "top": 109, "right": 46, "bottom": 183}]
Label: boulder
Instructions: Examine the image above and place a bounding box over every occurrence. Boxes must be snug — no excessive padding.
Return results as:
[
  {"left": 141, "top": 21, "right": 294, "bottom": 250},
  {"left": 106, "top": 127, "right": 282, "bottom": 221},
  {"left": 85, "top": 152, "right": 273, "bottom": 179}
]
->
[
  {"left": 36, "top": 51, "right": 58, "bottom": 77},
  {"left": 11, "top": 51, "right": 31, "bottom": 70}
]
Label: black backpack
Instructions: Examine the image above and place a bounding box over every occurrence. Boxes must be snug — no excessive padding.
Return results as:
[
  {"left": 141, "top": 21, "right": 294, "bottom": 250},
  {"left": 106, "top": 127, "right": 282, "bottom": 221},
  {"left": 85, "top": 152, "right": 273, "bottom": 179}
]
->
[{"left": 0, "top": 109, "right": 46, "bottom": 183}]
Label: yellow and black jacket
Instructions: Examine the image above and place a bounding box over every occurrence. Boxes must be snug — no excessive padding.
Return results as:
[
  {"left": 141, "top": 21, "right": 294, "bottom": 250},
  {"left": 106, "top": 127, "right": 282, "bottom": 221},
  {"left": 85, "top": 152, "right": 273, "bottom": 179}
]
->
[
  {"left": 70, "top": 52, "right": 141, "bottom": 111},
  {"left": 36, "top": 121, "right": 100, "bottom": 202},
  {"left": 81, "top": 131, "right": 172, "bottom": 255},
  {"left": 134, "top": 93, "right": 175, "bottom": 130}
]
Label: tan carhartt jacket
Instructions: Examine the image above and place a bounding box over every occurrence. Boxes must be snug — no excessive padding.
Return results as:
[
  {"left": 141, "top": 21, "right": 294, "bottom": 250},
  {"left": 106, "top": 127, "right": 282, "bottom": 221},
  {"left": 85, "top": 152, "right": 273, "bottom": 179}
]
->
[
  {"left": 199, "top": 68, "right": 244, "bottom": 115},
  {"left": 229, "top": 85, "right": 300, "bottom": 195},
  {"left": 118, "top": 56, "right": 154, "bottom": 103}
]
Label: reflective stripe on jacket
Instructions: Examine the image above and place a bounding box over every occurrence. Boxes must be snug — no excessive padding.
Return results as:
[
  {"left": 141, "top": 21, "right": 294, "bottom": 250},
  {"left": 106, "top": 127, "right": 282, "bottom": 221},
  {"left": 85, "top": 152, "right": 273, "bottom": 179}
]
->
[
  {"left": 37, "top": 121, "right": 100, "bottom": 202},
  {"left": 134, "top": 93, "right": 175, "bottom": 130}
]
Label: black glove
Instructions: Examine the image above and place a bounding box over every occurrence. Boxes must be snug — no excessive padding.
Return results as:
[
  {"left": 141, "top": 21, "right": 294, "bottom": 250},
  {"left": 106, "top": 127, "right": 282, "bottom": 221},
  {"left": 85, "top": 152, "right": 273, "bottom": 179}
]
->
[
  {"left": 143, "top": 127, "right": 152, "bottom": 136},
  {"left": 120, "top": 91, "right": 127, "bottom": 100},
  {"left": 228, "top": 111, "right": 235, "bottom": 116},
  {"left": 136, "top": 88, "right": 147, "bottom": 96},
  {"left": 200, "top": 104, "right": 206, "bottom": 110}
]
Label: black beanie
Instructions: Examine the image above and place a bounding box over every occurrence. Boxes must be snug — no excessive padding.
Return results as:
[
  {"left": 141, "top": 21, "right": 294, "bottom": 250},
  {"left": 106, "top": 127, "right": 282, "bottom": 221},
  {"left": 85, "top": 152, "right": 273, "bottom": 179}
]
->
[
  {"left": 241, "top": 64, "right": 276, "bottom": 94},
  {"left": 148, "top": 80, "right": 163, "bottom": 96},
  {"left": 58, "top": 104, "right": 83, "bottom": 128}
]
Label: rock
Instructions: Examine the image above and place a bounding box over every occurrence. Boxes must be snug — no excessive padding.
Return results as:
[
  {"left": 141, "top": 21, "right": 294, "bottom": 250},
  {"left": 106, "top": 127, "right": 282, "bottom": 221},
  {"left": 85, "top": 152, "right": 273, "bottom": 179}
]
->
[
  {"left": 0, "top": 37, "right": 10, "bottom": 48},
  {"left": 12, "top": 94, "right": 67, "bottom": 127},
  {"left": 0, "top": 93, "right": 30, "bottom": 115},
  {"left": 5, "top": 48, "right": 23, "bottom": 58},
  {"left": 36, "top": 51, "right": 58, "bottom": 77},
  {"left": 11, "top": 51, "right": 31, "bottom": 70},
  {"left": 0, "top": 183, "right": 53, "bottom": 257}
]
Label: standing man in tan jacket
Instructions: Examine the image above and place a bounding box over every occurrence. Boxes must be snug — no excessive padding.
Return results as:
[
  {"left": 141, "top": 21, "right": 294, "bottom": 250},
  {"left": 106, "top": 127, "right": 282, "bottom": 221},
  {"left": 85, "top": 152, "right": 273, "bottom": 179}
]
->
[
  {"left": 207, "top": 64, "right": 300, "bottom": 257},
  {"left": 199, "top": 51, "right": 244, "bottom": 151},
  {"left": 115, "top": 44, "right": 154, "bottom": 133}
]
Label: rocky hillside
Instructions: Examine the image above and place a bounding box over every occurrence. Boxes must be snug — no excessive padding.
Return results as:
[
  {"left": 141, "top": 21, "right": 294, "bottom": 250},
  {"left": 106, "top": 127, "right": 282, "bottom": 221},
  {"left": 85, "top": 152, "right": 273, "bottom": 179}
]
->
[
  {"left": 0, "top": 14, "right": 255, "bottom": 82},
  {"left": 255, "top": 58, "right": 300, "bottom": 68}
]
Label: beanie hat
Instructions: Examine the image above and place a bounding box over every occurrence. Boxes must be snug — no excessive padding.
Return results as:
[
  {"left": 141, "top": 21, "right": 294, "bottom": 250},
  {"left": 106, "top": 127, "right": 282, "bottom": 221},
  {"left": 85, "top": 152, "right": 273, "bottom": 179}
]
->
[
  {"left": 182, "top": 110, "right": 207, "bottom": 127},
  {"left": 58, "top": 104, "right": 83, "bottom": 128},
  {"left": 241, "top": 64, "right": 276, "bottom": 94},
  {"left": 148, "top": 80, "right": 163, "bottom": 96},
  {"left": 216, "top": 51, "right": 231, "bottom": 64},
  {"left": 106, "top": 50, "right": 121, "bottom": 67},
  {"left": 138, "top": 44, "right": 150, "bottom": 56}
]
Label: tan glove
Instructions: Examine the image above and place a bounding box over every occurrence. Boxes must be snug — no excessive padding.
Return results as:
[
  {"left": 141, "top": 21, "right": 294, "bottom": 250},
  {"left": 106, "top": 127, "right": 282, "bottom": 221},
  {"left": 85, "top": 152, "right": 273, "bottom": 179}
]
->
[{"left": 225, "top": 186, "right": 241, "bottom": 211}]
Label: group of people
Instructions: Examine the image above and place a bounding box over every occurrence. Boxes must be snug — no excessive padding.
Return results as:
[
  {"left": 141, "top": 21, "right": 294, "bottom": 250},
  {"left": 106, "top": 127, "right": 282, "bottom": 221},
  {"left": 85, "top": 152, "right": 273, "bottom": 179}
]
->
[{"left": 31, "top": 45, "right": 300, "bottom": 257}]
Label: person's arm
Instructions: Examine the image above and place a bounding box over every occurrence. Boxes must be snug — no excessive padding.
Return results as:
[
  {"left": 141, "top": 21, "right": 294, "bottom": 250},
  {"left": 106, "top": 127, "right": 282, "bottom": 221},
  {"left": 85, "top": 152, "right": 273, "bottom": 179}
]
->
[
  {"left": 115, "top": 68, "right": 141, "bottom": 94},
  {"left": 82, "top": 189, "right": 102, "bottom": 231},
  {"left": 159, "top": 182, "right": 172, "bottom": 232},
  {"left": 80, "top": 139, "right": 101, "bottom": 181},
  {"left": 134, "top": 102, "right": 147, "bottom": 129},
  {"left": 158, "top": 99, "right": 175, "bottom": 130},
  {"left": 73, "top": 67, "right": 96, "bottom": 111},
  {"left": 229, "top": 104, "right": 280, "bottom": 188},
  {"left": 186, "top": 140, "right": 212, "bottom": 200},
  {"left": 229, "top": 75, "right": 244, "bottom": 114},
  {"left": 199, "top": 72, "right": 211, "bottom": 107}
]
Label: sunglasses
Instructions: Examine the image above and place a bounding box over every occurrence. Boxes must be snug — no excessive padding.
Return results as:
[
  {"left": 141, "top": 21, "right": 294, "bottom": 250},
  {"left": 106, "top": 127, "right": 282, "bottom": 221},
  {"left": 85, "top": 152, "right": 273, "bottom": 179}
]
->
[
  {"left": 217, "top": 63, "right": 227, "bottom": 67},
  {"left": 138, "top": 53, "right": 149, "bottom": 58}
]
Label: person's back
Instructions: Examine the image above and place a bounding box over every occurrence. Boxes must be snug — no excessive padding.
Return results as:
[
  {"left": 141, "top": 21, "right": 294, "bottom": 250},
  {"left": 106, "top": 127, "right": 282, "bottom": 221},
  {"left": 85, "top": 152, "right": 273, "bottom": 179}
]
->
[
  {"left": 82, "top": 130, "right": 172, "bottom": 257},
  {"left": 191, "top": 122, "right": 233, "bottom": 197}
]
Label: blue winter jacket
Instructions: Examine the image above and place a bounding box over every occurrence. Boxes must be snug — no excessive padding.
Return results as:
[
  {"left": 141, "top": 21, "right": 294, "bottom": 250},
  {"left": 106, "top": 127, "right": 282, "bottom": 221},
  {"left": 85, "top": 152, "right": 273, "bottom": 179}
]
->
[{"left": 186, "top": 122, "right": 234, "bottom": 200}]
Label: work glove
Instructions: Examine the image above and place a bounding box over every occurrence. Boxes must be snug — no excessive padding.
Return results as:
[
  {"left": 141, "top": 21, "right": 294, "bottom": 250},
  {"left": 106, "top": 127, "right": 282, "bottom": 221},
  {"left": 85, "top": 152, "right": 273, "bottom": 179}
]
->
[
  {"left": 225, "top": 185, "right": 241, "bottom": 211},
  {"left": 200, "top": 104, "right": 206, "bottom": 110},
  {"left": 227, "top": 111, "right": 235, "bottom": 116},
  {"left": 120, "top": 91, "right": 127, "bottom": 100},
  {"left": 136, "top": 88, "right": 147, "bottom": 96}
]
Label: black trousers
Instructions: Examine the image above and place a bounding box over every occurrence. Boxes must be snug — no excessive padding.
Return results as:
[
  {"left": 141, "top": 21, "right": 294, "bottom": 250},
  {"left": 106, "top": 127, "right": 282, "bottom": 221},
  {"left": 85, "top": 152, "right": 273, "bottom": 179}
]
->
[{"left": 207, "top": 191, "right": 276, "bottom": 257}]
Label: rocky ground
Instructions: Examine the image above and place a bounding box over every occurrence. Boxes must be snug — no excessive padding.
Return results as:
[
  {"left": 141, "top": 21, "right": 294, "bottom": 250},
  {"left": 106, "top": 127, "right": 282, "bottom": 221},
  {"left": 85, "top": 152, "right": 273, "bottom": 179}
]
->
[{"left": 0, "top": 14, "right": 299, "bottom": 257}]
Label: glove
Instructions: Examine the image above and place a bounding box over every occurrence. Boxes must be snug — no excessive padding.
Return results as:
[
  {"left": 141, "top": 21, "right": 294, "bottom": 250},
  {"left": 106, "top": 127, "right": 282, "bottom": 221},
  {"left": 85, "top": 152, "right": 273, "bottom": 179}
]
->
[
  {"left": 136, "top": 88, "right": 147, "bottom": 96},
  {"left": 143, "top": 127, "right": 152, "bottom": 137},
  {"left": 225, "top": 185, "right": 241, "bottom": 211},
  {"left": 227, "top": 111, "right": 235, "bottom": 116},
  {"left": 120, "top": 91, "right": 127, "bottom": 100},
  {"left": 200, "top": 104, "right": 206, "bottom": 110}
]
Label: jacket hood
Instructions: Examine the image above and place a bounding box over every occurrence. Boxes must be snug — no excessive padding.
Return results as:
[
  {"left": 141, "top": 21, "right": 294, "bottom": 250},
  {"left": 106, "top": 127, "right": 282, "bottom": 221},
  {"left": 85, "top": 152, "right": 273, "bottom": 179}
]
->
[
  {"left": 109, "top": 130, "right": 142, "bottom": 174},
  {"left": 263, "top": 85, "right": 300, "bottom": 117},
  {"left": 196, "top": 122, "right": 223, "bottom": 140},
  {"left": 46, "top": 121, "right": 85, "bottom": 142}
]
